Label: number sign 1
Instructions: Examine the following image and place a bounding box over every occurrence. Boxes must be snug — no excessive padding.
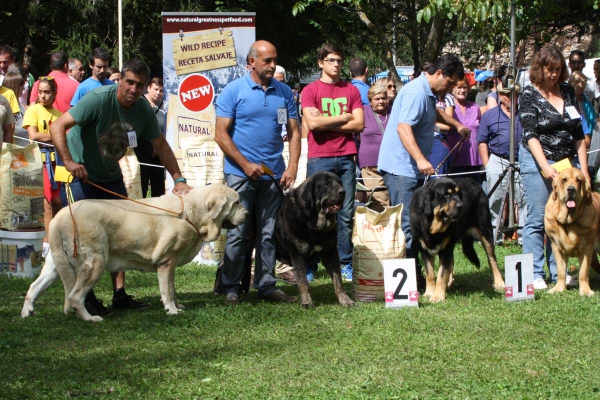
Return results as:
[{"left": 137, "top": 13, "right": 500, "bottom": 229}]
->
[
  {"left": 383, "top": 259, "right": 419, "bottom": 308},
  {"left": 505, "top": 253, "right": 534, "bottom": 302}
]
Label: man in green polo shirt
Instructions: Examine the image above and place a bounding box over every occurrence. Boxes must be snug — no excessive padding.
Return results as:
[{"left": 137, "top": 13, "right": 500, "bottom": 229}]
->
[{"left": 50, "top": 58, "right": 191, "bottom": 316}]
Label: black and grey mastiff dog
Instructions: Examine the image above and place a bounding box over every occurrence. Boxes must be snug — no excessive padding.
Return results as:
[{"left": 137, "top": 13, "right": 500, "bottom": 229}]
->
[{"left": 275, "top": 171, "right": 357, "bottom": 308}]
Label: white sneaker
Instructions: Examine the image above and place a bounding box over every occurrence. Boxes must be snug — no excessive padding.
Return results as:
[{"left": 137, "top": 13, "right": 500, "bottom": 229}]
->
[
  {"left": 533, "top": 278, "right": 548, "bottom": 290},
  {"left": 566, "top": 274, "right": 579, "bottom": 288},
  {"left": 42, "top": 242, "right": 50, "bottom": 258}
]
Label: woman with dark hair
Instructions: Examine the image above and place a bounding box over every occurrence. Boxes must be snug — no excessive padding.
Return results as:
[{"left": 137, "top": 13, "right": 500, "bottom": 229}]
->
[
  {"left": 519, "top": 45, "right": 588, "bottom": 290},
  {"left": 107, "top": 66, "right": 121, "bottom": 83}
]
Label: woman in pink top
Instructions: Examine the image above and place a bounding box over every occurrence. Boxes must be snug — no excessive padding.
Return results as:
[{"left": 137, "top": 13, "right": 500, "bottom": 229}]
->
[{"left": 447, "top": 77, "right": 484, "bottom": 184}]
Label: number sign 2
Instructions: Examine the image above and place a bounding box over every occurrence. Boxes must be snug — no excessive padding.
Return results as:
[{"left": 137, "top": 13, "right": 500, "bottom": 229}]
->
[
  {"left": 505, "top": 253, "right": 534, "bottom": 302},
  {"left": 383, "top": 259, "right": 419, "bottom": 308}
]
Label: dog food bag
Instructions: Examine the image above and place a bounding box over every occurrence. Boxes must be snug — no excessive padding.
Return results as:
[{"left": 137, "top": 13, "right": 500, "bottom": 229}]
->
[
  {"left": 0, "top": 143, "right": 44, "bottom": 230},
  {"left": 352, "top": 204, "right": 405, "bottom": 302},
  {"left": 119, "top": 148, "right": 143, "bottom": 199}
]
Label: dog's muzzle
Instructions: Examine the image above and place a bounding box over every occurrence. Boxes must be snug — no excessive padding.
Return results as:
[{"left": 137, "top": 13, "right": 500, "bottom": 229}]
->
[{"left": 566, "top": 186, "right": 577, "bottom": 209}]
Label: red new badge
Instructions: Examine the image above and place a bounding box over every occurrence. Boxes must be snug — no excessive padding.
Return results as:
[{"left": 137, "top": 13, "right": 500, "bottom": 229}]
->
[
  {"left": 385, "top": 292, "right": 393, "bottom": 303},
  {"left": 527, "top": 284, "right": 534, "bottom": 295},
  {"left": 178, "top": 74, "right": 214, "bottom": 113}
]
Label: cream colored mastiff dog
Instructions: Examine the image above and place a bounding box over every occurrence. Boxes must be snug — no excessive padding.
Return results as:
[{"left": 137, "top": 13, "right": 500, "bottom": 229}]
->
[{"left": 22, "top": 184, "right": 247, "bottom": 322}]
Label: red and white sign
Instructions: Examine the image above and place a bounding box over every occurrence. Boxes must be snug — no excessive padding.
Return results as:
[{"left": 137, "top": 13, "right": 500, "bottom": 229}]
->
[{"left": 178, "top": 73, "right": 214, "bottom": 113}]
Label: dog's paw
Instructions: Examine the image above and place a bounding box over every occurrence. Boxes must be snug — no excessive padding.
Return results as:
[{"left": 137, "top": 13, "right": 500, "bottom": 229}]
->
[
  {"left": 301, "top": 302, "right": 314, "bottom": 309},
  {"left": 176, "top": 303, "right": 186, "bottom": 310},
  {"left": 429, "top": 293, "right": 446, "bottom": 303},
  {"left": 580, "top": 288, "right": 595, "bottom": 297},
  {"left": 548, "top": 285, "right": 565, "bottom": 294},
  {"left": 21, "top": 304, "right": 34, "bottom": 318},
  {"left": 493, "top": 282, "right": 505, "bottom": 291},
  {"left": 165, "top": 307, "right": 183, "bottom": 315},
  {"left": 423, "top": 291, "right": 434, "bottom": 299}
]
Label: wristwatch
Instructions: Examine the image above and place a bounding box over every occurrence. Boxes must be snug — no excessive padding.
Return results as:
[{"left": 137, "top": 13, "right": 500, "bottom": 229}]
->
[{"left": 174, "top": 177, "right": 187, "bottom": 184}]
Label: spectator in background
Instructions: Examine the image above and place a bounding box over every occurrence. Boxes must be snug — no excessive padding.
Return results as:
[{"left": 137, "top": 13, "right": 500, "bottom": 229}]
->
[
  {"left": 593, "top": 60, "right": 600, "bottom": 108},
  {"left": 0, "top": 45, "right": 16, "bottom": 85},
  {"left": 30, "top": 52, "right": 79, "bottom": 113},
  {"left": 350, "top": 57, "right": 370, "bottom": 105},
  {"left": 447, "top": 77, "right": 484, "bottom": 184},
  {"left": 569, "top": 71, "right": 595, "bottom": 150},
  {"left": 0, "top": 79, "right": 21, "bottom": 122},
  {"left": 2, "top": 72, "right": 27, "bottom": 142},
  {"left": 487, "top": 65, "right": 507, "bottom": 110},
  {"left": 134, "top": 76, "right": 165, "bottom": 198},
  {"left": 107, "top": 67, "right": 121, "bottom": 83},
  {"left": 0, "top": 94, "right": 14, "bottom": 149},
  {"left": 476, "top": 77, "right": 494, "bottom": 113},
  {"left": 22, "top": 76, "right": 63, "bottom": 257},
  {"left": 7, "top": 63, "right": 30, "bottom": 108},
  {"left": 68, "top": 58, "right": 85, "bottom": 82},
  {"left": 357, "top": 84, "right": 390, "bottom": 212},
  {"left": 70, "top": 47, "right": 115, "bottom": 106},
  {"left": 374, "top": 76, "right": 397, "bottom": 106},
  {"left": 478, "top": 82, "right": 525, "bottom": 245},
  {"left": 567, "top": 50, "right": 595, "bottom": 102},
  {"left": 519, "top": 45, "right": 587, "bottom": 290}
]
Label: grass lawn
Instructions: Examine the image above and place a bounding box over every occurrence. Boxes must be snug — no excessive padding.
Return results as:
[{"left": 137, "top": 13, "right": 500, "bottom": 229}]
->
[{"left": 2, "top": 242, "right": 600, "bottom": 399}]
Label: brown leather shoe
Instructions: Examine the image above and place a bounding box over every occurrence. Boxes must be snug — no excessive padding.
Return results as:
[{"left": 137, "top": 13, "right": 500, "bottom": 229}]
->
[
  {"left": 276, "top": 270, "right": 297, "bottom": 285},
  {"left": 258, "top": 289, "right": 297, "bottom": 303}
]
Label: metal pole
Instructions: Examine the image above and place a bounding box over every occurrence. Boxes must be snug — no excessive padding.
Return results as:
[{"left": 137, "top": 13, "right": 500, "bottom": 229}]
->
[
  {"left": 508, "top": 0, "right": 516, "bottom": 229},
  {"left": 118, "top": 0, "right": 123, "bottom": 70}
]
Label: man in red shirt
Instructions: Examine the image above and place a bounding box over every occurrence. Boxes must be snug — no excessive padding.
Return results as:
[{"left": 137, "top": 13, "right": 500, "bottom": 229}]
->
[
  {"left": 30, "top": 52, "right": 79, "bottom": 113},
  {"left": 301, "top": 43, "right": 364, "bottom": 282}
]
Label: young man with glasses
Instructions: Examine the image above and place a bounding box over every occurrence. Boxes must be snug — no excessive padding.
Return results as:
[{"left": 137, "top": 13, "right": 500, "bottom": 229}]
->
[{"left": 301, "top": 43, "right": 364, "bottom": 282}]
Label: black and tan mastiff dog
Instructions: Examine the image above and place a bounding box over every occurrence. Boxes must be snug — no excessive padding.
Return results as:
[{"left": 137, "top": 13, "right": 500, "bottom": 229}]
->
[
  {"left": 410, "top": 177, "right": 505, "bottom": 302},
  {"left": 275, "top": 171, "right": 356, "bottom": 308}
]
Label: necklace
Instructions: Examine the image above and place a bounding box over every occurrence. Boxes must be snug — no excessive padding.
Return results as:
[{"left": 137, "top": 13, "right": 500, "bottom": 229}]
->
[{"left": 374, "top": 108, "right": 388, "bottom": 124}]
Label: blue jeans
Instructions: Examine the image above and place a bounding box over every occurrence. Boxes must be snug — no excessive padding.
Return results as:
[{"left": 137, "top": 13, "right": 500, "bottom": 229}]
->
[
  {"left": 307, "top": 156, "right": 356, "bottom": 265},
  {"left": 60, "top": 178, "right": 128, "bottom": 205},
  {"left": 381, "top": 171, "right": 423, "bottom": 259},
  {"left": 222, "top": 175, "right": 282, "bottom": 296},
  {"left": 519, "top": 145, "right": 556, "bottom": 282}
]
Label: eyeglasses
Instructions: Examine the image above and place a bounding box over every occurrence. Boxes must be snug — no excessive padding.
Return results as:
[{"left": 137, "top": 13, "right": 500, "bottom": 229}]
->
[
  {"left": 323, "top": 58, "right": 344, "bottom": 65},
  {"left": 39, "top": 76, "right": 55, "bottom": 81},
  {"left": 386, "top": 84, "right": 397, "bottom": 90}
]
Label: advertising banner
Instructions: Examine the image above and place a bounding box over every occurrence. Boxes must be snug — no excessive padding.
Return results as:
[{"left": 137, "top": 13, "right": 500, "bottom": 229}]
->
[{"left": 161, "top": 12, "right": 256, "bottom": 188}]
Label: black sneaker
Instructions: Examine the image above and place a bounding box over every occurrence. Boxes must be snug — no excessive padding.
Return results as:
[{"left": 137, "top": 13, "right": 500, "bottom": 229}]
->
[
  {"left": 112, "top": 292, "right": 149, "bottom": 310},
  {"left": 84, "top": 291, "right": 112, "bottom": 316},
  {"left": 224, "top": 292, "right": 241, "bottom": 306}
]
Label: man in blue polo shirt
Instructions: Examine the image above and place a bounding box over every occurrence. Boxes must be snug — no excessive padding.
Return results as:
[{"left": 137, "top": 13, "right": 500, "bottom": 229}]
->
[
  {"left": 477, "top": 83, "right": 525, "bottom": 243},
  {"left": 70, "top": 47, "right": 115, "bottom": 106},
  {"left": 215, "top": 40, "right": 301, "bottom": 306},
  {"left": 378, "top": 54, "right": 470, "bottom": 264}
]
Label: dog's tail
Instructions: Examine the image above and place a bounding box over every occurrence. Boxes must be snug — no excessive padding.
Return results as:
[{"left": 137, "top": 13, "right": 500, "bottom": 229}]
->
[{"left": 462, "top": 236, "right": 481, "bottom": 269}]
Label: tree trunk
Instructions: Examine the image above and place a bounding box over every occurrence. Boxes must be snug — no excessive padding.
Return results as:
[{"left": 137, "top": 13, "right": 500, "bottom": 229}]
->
[
  {"left": 422, "top": 13, "right": 446, "bottom": 63},
  {"left": 355, "top": 5, "right": 402, "bottom": 84}
]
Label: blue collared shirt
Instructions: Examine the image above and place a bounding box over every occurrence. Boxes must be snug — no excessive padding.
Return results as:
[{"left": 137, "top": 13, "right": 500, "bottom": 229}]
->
[
  {"left": 216, "top": 73, "right": 298, "bottom": 179},
  {"left": 477, "top": 105, "right": 523, "bottom": 160},
  {"left": 351, "top": 79, "right": 370, "bottom": 105},
  {"left": 378, "top": 73, "right": 437, "bottom": 178}
]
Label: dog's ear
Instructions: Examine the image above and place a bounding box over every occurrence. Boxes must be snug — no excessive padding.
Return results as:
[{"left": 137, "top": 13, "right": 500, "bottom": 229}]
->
[
  {"left": 423, "top": 185, "right": 433, "bottom": 215},
  {"left": 584, "top": 175, "right": 593, "bottom": 204},
  {"left": 551, "top": 175, "right": 559, "bottom": 201},
  {"left": 300, "top": 177, "right": 315, "bottom": 213},
  {"left": 207, "top": 194, "right": 228, "bottom": 220}
]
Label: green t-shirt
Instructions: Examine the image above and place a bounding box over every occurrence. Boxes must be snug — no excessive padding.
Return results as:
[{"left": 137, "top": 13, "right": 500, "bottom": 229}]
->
[{"left": 67, "top": 85, "right": 160, "bottom": 182}]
